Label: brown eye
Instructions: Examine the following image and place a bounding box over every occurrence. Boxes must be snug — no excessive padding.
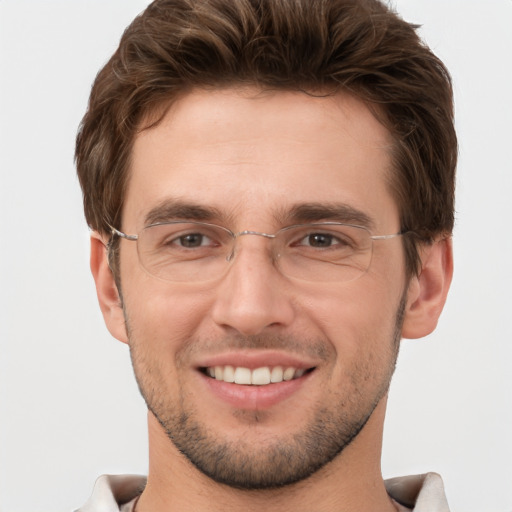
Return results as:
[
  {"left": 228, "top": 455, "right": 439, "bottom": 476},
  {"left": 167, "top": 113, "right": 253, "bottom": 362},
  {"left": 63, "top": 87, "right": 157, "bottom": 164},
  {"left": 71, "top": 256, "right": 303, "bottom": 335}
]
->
[
  {"left": 297, "top": 232, "right": 350, "bottom": 249},
  {"left": 306, "top": 233, "right": 336, "bottom": 248},
  {"left": 177, "top": 233, "right": 207, "bottom": 248}
]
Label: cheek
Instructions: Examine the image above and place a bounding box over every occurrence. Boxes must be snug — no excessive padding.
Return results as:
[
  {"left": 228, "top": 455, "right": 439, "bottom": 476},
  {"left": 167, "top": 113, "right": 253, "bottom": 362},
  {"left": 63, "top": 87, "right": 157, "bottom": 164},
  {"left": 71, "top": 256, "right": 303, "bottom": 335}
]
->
[
  {"left": 127, "top": 289, "right": 210, "bottom": 339},
  {"left": 120, "top": 249, "right": 214, "bottom": 355},
  {"left": 305, "top": 276, "right": 401, "bottom": 337},
  {"left": 298, "top": 272, "right": 404, "bottom": 379},
  {"left": 123, "top": 285, "right": 215, "bottom": 402}
]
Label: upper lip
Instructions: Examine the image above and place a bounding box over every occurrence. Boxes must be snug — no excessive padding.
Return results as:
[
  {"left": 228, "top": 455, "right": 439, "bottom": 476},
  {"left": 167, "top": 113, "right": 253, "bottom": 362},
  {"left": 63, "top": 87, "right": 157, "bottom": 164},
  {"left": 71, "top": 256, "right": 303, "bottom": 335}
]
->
[{"left": 195, "top": 350, "right": 318, "bottom": 370}]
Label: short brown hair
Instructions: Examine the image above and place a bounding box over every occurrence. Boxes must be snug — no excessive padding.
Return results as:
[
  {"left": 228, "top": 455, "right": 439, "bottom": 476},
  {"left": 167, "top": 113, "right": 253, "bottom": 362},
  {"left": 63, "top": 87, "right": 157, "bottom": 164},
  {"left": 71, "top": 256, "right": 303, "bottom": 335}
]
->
[{"left": 76, "top": 0, "right": 457, "bottom": 277}]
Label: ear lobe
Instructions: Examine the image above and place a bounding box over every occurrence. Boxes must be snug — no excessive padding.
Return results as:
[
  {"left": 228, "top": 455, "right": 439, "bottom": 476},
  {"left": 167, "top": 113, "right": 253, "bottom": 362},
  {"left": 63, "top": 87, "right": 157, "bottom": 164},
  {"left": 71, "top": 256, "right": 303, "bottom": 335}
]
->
[
  {"left": 401, "top": 237, "right": 453, "bottom": 339},
  {"left": 90, "top": 233, "right": 129, "bottom": 344}
]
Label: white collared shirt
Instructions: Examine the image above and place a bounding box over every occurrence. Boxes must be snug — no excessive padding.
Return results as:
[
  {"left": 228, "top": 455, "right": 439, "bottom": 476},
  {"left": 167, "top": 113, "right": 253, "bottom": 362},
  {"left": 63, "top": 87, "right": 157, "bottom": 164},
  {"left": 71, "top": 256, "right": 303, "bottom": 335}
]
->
[{"left": 76, "top": 472, "right": 450, "bottom": 511}]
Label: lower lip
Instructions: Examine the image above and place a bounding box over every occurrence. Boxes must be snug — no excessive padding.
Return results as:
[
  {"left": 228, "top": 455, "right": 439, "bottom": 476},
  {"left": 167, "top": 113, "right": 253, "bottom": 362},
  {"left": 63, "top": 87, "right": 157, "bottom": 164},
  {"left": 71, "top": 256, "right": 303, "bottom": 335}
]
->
[{"left": 200, "top": 371, "right": 313, "bottom": 410}]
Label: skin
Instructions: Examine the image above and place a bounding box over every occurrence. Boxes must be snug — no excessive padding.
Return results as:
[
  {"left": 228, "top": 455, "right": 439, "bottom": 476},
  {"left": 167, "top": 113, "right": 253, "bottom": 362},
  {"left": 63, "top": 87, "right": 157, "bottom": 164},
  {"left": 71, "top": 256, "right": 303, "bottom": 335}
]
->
[{"left": 91, "top": 88, "right": 453, "bottom": 512}]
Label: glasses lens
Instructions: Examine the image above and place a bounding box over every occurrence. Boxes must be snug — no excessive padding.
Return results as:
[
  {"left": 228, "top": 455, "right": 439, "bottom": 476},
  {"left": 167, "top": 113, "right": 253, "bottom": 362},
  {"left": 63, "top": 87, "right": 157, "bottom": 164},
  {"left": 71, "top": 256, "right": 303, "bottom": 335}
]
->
[
  {"left": 136, "top": 222, "right": 373, "bottom": 283},
  {"left": 276, "top": 223, "right": 372, "bottom": 282},
  {"left": 138, "top": 222, "right": 233, "bottom": 282}
]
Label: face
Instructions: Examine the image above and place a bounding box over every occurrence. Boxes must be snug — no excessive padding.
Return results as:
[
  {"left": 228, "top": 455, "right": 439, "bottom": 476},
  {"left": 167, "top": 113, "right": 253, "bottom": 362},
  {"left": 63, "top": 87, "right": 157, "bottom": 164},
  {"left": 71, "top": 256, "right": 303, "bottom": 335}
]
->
[{"left": 115, "top": 88, "right": 410, "bottom": 488}]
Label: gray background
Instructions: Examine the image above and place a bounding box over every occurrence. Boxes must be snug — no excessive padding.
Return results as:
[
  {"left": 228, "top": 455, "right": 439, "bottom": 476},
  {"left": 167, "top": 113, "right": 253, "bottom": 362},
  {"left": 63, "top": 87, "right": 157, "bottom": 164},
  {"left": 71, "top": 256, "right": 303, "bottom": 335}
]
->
[{"left": 1, "top": 1, "right": 511, "bottom": 510}]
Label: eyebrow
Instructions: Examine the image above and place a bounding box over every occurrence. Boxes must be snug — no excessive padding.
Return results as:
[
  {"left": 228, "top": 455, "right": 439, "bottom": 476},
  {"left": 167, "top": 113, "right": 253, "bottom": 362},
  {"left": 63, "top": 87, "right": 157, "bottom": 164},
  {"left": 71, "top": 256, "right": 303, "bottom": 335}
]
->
[
  {"left": 143, "top": 199, "right": 375, "bottom": 230},
  {"left": 144, "top": 199, "right": 225, "bottom": 226},
  {"left": 284, "top": 203, "right": 375, "bottom": 230}
]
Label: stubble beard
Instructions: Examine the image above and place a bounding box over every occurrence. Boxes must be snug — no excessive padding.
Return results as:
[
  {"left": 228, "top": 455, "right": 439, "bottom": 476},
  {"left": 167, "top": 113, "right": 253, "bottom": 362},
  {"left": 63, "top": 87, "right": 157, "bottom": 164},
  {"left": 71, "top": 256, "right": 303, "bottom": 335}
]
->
[{"left": 126, "top": 295, "right": 406, "bottom": 490}]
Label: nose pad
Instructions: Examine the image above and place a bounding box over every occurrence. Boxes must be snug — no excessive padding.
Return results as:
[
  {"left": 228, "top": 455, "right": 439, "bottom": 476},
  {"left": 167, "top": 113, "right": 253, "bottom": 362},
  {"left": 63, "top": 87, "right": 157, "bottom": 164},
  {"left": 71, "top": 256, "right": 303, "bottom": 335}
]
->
[{"left": 226, "top": 247, "right": 235, "bottom": 263}]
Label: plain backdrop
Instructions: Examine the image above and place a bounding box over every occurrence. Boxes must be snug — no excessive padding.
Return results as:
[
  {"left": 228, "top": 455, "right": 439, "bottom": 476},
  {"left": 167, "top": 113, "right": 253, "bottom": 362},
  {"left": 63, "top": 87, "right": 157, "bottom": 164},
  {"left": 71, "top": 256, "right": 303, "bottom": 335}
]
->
[{"left": 1, "top": 1, "right": 511, "bottom": 511}]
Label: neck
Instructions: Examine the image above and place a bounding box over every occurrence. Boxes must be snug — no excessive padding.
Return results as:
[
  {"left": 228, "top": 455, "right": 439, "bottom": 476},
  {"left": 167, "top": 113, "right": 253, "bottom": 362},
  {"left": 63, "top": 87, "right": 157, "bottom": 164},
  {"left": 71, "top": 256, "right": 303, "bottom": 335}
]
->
[{"left": 136, "top": 399, "right": 397, "bottom": 512}]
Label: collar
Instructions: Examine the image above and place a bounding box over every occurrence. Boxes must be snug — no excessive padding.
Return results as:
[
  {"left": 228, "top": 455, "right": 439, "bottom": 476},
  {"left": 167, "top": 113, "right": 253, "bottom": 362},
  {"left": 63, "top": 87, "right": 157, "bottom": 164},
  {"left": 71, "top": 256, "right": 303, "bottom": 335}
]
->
[{"left": 77, "top": 472, "right": 449, "bottom": 511}]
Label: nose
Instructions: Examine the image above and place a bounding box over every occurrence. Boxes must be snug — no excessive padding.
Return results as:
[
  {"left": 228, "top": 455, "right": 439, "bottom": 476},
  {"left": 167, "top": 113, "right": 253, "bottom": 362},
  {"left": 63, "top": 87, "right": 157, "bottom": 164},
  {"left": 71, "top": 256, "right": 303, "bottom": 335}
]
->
[{"left": 210, "top": 237, "right": 295, "bottom": 336}]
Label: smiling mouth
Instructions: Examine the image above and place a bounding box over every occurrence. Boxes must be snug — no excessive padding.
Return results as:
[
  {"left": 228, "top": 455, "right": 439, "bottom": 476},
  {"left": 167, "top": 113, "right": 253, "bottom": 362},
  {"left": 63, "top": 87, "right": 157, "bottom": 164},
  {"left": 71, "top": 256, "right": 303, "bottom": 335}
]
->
[{"left": 201, "top": 365, "right": 315, "bottom": 385}]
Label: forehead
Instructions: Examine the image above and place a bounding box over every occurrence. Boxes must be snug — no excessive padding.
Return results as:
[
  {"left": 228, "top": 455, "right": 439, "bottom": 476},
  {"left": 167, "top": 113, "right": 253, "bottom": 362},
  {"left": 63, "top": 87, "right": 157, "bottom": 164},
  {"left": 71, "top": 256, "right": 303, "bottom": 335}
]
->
[{"left": 125, "top": 87, "right": 397, "bottom": 230}]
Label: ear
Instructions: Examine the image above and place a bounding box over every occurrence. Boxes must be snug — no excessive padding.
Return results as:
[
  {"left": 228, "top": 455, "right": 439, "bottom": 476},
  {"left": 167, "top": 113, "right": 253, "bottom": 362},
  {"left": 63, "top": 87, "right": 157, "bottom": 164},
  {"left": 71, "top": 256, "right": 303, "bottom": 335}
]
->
[
  {"left": 90, "top": 233, "right": 129, "bottom": 344},
  {"left": 401, "top": 237, "right": 453, "bottom": 339}
]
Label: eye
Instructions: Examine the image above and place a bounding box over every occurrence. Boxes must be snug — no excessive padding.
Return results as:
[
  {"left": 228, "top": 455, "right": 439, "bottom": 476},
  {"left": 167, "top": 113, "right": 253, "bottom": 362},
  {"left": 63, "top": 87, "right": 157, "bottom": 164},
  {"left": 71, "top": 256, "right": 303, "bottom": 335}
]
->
[
  {"left": 302, "top": 233, "right": 338, "bottom": 248},
  {"left": 170, "top": 232, "right": 215, "bottom": 248},
  {"left": 145, "top": 222, "right": 231, "bottom": 254},
  {"left": 297, "top": 232, "right": 350, "bottom": 249}
]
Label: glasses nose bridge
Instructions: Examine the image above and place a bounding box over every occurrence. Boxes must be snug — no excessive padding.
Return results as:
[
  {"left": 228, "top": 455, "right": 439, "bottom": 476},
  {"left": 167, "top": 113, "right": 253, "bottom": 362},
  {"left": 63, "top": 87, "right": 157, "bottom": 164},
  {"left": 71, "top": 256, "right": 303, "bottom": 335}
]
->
[
  {"left": 226, "top": 230, "right": 278, "bottom": 263},
  {"left": 235, "top": 229, "right": 276, "bottom": 240}
]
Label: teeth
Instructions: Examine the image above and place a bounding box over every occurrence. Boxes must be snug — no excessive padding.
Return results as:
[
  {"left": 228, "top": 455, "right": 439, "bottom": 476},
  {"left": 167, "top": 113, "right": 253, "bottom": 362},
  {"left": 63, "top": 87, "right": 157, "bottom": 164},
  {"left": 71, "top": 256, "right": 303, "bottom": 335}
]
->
[
  {"left": 283, "top": 367, "right": 295, "bottom": 381},
  {"left": 251, "top": 367, "right": 271, "bottom": 385},
  {"left": 234, "top": 367, "right": 252, "bottom": 385},
  {"left": 223, "top": 365, "right": 235, "bottom": 383},
  {"left": 205, "top": 365, "right": 309, "bottom": 385},
  {"left": 270, "top": 366, "right": 283, "bottom": 383}
]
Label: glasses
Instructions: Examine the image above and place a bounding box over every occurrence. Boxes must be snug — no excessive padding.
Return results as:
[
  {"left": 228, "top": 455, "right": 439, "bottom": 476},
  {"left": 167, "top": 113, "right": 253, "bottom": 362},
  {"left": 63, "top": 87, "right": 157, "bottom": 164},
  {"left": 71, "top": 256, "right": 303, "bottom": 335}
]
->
[{"left": 109, "top": 221, "right": 406, "bottom": 283}]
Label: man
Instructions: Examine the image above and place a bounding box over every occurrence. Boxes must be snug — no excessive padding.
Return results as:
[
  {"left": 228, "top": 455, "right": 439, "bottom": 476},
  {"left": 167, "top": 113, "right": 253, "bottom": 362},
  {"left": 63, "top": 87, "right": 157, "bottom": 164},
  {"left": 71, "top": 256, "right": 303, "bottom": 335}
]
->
[{"left": 75, "top": 0, "right": 456, "bottom": 510}]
